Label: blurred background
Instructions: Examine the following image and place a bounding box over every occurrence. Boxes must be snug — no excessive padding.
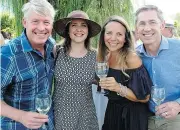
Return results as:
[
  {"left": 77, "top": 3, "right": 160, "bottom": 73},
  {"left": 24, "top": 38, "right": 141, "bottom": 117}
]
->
[{"left": 1, "top": 0, "right": 180, "bottom": 47}]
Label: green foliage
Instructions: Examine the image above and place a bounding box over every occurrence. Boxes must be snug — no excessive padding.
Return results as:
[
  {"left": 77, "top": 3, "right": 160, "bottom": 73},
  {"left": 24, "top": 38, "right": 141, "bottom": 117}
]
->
[
  {"left": 174, "top": 21, "right": 178, "bottom": 28},
  {"left": 174, "top": 13, "right": 180, "bottom": 37},
  {"left": 2, "top": 0, "right": 135, "bottom": 43},
  {"left": 86, "top": 0, "right": 134, "bottom": 48},
  {"left": 12, "top": 0, "right": 28, "bottom": 36},
  {"left": 175, "top": 13, "right": 180, "bottom": 21},
  {"left": 49, "top": 0, "right": 93, "bottom": 41},
  {"left": 1, "top": 0, "right": 28, "bottom": 36},
  {"left": 174, "top": 21, "right": 180, "bottom": 37},
  {"left": 0, "top": 12, "right": 15, "bottom": 37},
  {"left": 52, "top": 0, "right": 134, "bottom": 48}
]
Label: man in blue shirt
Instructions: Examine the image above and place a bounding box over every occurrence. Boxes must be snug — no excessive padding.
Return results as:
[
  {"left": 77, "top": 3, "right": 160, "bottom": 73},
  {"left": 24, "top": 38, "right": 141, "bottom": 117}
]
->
[
  {"left": 0, "top": 0, "right": 55, "bottom": 129},
  {"left": 136, "top": 5, "right": 180, "bottom": 130}
]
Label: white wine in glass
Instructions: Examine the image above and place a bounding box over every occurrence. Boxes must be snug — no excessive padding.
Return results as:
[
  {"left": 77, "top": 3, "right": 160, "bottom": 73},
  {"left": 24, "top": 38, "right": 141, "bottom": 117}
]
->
[
  {"left": 151, "top": 86, "right": 165, "bottom": 118},
  {"left": 35, "top": 93, "right": 52, "bottom": 129},
  {"left": 95, "top": 62, "right": 109, "bottom": 93}
]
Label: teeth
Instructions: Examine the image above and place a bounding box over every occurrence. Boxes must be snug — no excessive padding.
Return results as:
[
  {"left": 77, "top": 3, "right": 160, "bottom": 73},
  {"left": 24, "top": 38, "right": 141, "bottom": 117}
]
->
[
  {"left": 34, "top": 33, "right": 47, "bottom": 38},
  {"left": 110, "top": 43, "right": 117, "bottom": 47},
  {"left": 37, "top": 34, "right": 45, "bottom": 35},
  {"left": 144, "top": 34, "right": 153, "bottom": 37},
  {"left": 75, "top": 34, "right": 83, "bottom": 36},
  {"left": 36, "top": 33, "right": 46, "bottom": 36}
]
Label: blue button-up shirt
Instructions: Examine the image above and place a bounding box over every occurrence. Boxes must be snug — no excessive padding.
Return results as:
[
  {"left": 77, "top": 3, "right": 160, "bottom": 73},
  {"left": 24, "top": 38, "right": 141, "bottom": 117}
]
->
[
  {"left": 136, "top": 36, "right": 180, "bottom": 113},
  {"left": 1, "top": 31, "right": 55, "bottom": 130}
]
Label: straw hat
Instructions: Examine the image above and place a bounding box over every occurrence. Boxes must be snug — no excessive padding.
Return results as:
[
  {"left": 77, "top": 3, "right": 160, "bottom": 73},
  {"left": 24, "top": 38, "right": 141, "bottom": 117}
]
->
[{"left": 54, "top": 10, "right": 101, "bottom": 38}]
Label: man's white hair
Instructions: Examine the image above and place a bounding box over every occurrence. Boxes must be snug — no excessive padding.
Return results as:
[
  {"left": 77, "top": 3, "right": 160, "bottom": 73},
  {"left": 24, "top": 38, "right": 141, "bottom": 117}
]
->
[{"left": 22, "top": 0, "right": 55, "bottom": 22}]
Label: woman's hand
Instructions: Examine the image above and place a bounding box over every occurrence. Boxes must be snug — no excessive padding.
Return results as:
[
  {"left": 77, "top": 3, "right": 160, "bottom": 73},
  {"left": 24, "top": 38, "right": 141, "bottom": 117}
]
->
[
  {"left": 99, "top": 77, "right": 150, "bottom": 103},
  {"left": 99, "top": 77, "right": 120, "bottom": 93}
]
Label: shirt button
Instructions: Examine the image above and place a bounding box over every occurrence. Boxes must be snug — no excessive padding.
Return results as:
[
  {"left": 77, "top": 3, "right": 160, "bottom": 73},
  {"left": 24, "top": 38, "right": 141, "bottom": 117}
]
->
[{"left": 153, "top": 71, "right": 156, "bottom": 74}]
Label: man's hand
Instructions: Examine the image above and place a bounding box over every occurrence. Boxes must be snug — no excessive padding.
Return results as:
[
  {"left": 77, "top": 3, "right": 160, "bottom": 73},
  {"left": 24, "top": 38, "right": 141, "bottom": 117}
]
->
[
  {"left": 19, "top": 111, "right": 48, "bottom": 129},
  {"left": 156, "top": 101, "right": 180, "bottom": 119}
]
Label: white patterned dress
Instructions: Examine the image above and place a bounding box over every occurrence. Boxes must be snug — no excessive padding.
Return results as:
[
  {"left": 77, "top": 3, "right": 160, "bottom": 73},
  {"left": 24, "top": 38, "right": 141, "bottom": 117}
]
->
[{"left": 53, "top": 47, "right": 99, "bottom": 130}]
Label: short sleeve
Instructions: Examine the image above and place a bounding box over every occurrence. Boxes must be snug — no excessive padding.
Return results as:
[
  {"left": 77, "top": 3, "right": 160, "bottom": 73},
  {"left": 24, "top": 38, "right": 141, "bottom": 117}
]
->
[{"left": 127, "top": 65, "right": 153, "bottom": 100}]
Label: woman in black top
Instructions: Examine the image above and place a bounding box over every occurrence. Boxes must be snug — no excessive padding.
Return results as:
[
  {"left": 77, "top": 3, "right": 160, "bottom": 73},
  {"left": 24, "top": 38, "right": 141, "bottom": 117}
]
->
[{"left": 97, "top": 15, "right": 152, "bottom": 130}]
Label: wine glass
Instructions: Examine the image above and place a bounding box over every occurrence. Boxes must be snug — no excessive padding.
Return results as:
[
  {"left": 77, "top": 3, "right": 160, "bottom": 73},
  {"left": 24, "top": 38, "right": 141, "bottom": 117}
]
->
[
  {"left": 95, "top": 61, "right": 109, "bottom": 94},
  {"left": 35, "top": 93, "right": 52, "bottom": 129},
  {"left": 151, "top": 86, "right": 165, "bottom": 118}
]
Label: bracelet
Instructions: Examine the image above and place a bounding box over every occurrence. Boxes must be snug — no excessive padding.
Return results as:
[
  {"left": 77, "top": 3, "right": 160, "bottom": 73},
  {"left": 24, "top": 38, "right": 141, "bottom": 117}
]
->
[{"left": 117, "top": 83, "right": 127, "bottom": 97}]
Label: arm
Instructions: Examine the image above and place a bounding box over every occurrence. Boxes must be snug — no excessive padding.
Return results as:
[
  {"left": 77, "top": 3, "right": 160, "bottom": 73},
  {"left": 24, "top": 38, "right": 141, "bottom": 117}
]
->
[
  {"left": 0, "top": 100, "right": 48, "bottom": 129},
  {"left": 125, "top": 52, "right": 150, "bottom": 103},
  {"left": 0, "top": 100, "right": 25, "bottom": 122},
  {"left": 100, "top": 52, "right": 150, "bottom": 103},
  {"left": 1, "top": 55, "right": 48, "bottom": 129},
  {"left": 99, "top": 77, "right": 149, "bottom": 103},
  {"left": 118, "top": 84, "right": 150, "bottom": 103}
]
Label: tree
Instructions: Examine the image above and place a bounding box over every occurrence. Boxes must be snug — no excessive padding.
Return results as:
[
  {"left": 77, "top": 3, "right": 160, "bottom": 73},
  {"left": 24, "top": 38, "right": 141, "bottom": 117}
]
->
[
  {"left": 52, "top": 0, "right": 134, "bottom": 47},
  {"left": 1, "top": 0, "right": 28, "bottom": 36},
  {"left": 1, "top": 0, "right": 135, "bottom": 43},
  {"left": 49, "top": 0, "right": 93, "bottom": 41},
  {"left": 0, "top": 11, "right": 15, "bottom": 37},
  {"left": 174, "top": 13, "right": 180, "bottom": 38},
  {"left": 85, "top": 0, "right": 134, "bottom": 47}
]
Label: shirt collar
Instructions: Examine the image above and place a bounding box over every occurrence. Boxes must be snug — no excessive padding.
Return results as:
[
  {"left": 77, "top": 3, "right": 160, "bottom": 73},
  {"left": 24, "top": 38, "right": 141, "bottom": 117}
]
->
[
  {"left": 138, "top": 36, "right": 169, "bottom": 56},
  {"left": 21, "top": 30, "right": 33, "bottom": 52}
]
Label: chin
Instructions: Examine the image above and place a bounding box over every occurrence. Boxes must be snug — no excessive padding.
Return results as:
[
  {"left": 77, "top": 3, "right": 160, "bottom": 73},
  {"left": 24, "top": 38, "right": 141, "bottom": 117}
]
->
[
  {"left": 143, "top": 40, "right": 154, "bottom": 45},
  {"left": 38, "top": 38, "right": 48, "bottom": 43},
  {"left": 34, "top": 40, "right": 47, "bottom": 45},
  {"left": 75, "top": 40, "right": 86, "bottom": 43},
  {"left": 108, "top": 48, "right": 118, "bottom": 52}
]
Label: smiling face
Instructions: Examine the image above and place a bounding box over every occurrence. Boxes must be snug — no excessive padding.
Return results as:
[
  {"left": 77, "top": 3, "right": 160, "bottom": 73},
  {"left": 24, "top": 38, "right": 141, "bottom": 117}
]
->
[
  {"left": 104, "top": 21, "right": 126, "bottom": 53},
  {"left": 69, "top": 19, "right": 88, "bottom": 44},
  {"left": 23, "top": 11, "right": 53, "bottom": 49},
  {"left": 136, "top": 10, "right": 165, "bottom": 46}
]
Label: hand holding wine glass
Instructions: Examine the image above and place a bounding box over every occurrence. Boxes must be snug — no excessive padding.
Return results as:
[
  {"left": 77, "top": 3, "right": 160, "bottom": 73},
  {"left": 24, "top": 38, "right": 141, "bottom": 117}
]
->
[
  {"left": 35, "top": 93, "right": 52, "bottom": 129},
  {"left": 95, "top": 61, "right": 109, "bottom": 94},
  {"left": 19, "top": 111, "right": 48, "bottom": 129}
]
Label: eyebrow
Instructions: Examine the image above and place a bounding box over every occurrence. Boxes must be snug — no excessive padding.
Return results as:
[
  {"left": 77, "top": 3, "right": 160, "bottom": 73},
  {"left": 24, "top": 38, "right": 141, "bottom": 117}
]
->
[
  {"left": 105, "top": 30, "right": 122, "bottom": 34},
  {"left": 139, "top": 19, "right": 157, "bottom": 22}
]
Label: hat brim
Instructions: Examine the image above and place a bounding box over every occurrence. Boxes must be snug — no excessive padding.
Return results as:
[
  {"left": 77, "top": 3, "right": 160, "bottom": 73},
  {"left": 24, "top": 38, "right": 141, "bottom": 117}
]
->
[
  {"left": 54, "top": 18, "right": 101, "bottom": 38},
  {"left": 165, "top": 23, "right": 175, "bottom": 29}
]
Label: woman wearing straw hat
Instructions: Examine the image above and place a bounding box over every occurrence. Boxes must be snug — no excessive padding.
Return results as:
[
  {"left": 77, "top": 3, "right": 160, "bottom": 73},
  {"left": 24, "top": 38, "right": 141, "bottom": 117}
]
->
[{"left": 53, "top": 10, "right": 101, "bottom": 130}]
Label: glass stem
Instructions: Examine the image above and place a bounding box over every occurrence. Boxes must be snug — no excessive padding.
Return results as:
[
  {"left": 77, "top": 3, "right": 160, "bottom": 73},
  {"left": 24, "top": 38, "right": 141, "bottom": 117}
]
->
[
  {"left": 42, "top": 123, "right": 46, "bottom": 129},
  {"left": 157, "top": 101, "right": 161, "bottom": 106}
]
